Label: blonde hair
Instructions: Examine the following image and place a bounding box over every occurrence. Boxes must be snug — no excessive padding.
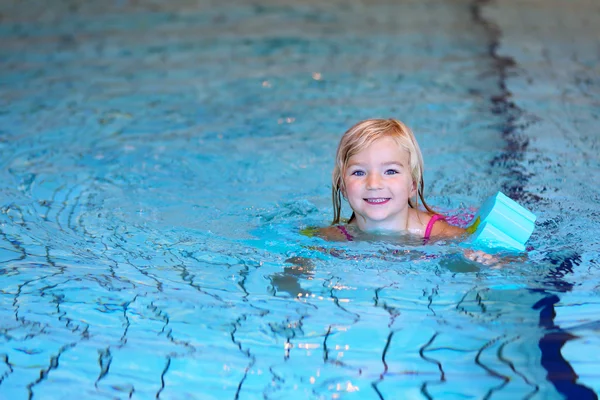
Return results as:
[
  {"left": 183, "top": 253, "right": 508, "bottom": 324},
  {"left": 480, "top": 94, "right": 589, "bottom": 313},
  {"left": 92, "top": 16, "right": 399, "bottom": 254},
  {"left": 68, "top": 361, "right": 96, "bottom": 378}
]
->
[{"left": 331, "top": 118, "right": 435, "bottom": 224}]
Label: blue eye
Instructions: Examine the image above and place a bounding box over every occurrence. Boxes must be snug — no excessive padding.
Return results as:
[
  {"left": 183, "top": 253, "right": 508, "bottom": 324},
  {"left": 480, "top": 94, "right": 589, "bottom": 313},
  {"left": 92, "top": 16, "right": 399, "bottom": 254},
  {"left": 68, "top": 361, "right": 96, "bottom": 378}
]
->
[
  {"left": 385, "top": 169, "right": 399, "bottom": 175},
  {"left": 351, "top": 170, "right": 365, "bottom": 176}
]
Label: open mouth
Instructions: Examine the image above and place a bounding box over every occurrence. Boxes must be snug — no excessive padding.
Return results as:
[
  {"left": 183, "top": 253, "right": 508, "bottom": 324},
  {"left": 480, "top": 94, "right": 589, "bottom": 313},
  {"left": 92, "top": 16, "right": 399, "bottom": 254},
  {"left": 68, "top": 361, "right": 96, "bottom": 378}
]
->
[{"left": 364, "top": 198, "right": 390, "bottom": 205}]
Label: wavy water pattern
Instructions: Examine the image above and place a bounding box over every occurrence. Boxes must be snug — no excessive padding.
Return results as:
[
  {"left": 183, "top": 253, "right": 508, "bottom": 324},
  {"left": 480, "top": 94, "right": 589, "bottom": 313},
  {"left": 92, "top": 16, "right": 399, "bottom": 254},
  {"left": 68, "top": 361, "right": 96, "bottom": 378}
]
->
[{"left": 1, "top": 0, "right": 600, "bottom": 399}]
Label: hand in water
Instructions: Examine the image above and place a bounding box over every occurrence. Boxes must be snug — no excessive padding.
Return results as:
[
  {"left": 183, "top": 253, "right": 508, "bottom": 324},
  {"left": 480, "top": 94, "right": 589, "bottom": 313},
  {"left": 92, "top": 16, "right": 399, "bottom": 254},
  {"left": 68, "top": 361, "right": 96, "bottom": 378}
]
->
[
  {"left": 463, "top": 249, "right": 527, "bottom": 268},
  {"left": 464, "top": 250, "right": 499, "bottom": 267}
]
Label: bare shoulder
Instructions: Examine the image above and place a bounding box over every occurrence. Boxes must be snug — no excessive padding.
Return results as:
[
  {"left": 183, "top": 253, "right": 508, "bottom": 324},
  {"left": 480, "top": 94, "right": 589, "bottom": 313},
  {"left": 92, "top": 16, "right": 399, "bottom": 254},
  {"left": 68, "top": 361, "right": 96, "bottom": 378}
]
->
[
  {"left": 430, "top": 216, "right": 466, "bottom": 238},
  {"left": 317, "top": 226, "right": 349, "bottom": 241},
  {"left": 301, "top": 225, "right": 349, "bottom": 242},
  {"left": 409, "top": 209, "right": 466, "bottom": 238}
]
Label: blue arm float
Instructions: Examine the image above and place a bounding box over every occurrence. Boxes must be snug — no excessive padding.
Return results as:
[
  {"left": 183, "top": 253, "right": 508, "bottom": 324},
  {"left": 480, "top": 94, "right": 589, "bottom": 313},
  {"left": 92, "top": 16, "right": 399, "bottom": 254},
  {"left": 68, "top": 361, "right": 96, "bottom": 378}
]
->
[{"left": 465, "top": 192, "right": 536, "bottom": 252}]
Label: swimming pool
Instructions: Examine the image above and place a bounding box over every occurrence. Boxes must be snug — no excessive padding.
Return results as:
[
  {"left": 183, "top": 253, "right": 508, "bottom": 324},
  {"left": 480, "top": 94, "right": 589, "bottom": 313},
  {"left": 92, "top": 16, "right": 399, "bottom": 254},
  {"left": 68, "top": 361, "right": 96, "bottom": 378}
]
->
[{"left": 1, "top": 0, "right": 599, "bottom": 398}]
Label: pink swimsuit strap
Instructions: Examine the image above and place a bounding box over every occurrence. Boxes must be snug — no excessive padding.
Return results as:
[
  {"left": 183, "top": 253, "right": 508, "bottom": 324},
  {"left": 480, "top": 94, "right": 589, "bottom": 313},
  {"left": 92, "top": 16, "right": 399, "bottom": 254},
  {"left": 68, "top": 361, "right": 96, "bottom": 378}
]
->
[
  {"left": 337, "top": 225, "right": 354, "bottom": 241},
  {"left": 424, "top": 214, "right": 445, "bottom": 241},
  {"left": 339, "top": 216, "right": 443, "bottom": 242}
]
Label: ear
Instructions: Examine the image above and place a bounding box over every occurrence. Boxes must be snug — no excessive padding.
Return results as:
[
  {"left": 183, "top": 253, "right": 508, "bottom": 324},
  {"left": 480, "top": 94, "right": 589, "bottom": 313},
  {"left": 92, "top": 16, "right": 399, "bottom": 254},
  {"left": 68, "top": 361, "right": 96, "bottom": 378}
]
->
[
  {"left": 339, "top": 179, "right": 347, "bottom": 199},
  {"left": 410, "top": 180, "right": 417, "bottom": 197}
]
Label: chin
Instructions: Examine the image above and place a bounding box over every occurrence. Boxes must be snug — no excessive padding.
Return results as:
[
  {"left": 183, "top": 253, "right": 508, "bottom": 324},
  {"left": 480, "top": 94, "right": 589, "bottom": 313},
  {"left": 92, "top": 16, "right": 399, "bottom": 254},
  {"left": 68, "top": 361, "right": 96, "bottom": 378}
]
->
[
  {"left": 364, "top": 212, "right": 391, "bottom": 221},
  {"left": 363, "top": 217, "right": 394, "bottom": 227}
]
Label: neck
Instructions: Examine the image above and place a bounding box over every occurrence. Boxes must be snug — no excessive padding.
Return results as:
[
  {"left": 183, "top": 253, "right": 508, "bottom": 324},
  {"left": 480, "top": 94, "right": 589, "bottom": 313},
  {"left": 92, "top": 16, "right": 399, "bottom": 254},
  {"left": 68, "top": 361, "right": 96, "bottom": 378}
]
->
[{"left": 352, "top": 211, "right": 410, "bottom": 233}]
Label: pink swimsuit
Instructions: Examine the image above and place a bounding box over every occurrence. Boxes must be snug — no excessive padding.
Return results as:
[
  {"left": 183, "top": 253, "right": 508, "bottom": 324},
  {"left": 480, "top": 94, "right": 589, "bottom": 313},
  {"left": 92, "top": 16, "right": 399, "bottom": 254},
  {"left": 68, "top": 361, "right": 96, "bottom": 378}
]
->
[
  {"left": 338, "top": 225, "right": 354, "bottom": 241},
  {"left": 423, "top": 214, "right": 445, "bottom": 241},
  {"left": 338, "top": 214, "right": 445, "bottom": 242}
]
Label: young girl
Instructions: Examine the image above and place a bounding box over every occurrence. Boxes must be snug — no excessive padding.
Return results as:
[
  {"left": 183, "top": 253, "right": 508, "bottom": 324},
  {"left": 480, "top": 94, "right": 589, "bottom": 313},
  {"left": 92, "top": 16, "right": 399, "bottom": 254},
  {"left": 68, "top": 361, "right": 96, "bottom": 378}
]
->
[{"left": 318, "top": 118, "right": 466, "bottom": 242}]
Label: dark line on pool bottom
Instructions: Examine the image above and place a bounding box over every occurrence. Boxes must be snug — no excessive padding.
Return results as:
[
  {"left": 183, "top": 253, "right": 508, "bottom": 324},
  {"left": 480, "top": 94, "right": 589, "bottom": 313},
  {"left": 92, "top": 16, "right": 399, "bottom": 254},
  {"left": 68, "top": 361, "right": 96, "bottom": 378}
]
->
[
  {"left": 370, "top": 330, "right": 394, "bottom": 400},
  {"left": 156, "top": 356, "right": 171, "bottom": 399},
  {"left": 475, "top": 336, "right": 510, "bottom": 399},
  {"left": 231, "top": 315, "right": 256, "bottom": 400},
  {"left": 470, "top": 0, "right": 540, "bottom": 203},
  {"left": 533, "top": 295, "right": 598, "bottom": 400},
  {"left": 323, "top": 325, "right": 332, "bottom": 362},
  {"left": 381, "top": 331, "right": 393, "bottom": 377},
  {"left": 497, "top": 337, "right": 540, "bottom": 398},
  {"left": 26, "top": 342, "right": 77, "bottom": 399},
  {"left": 95, "top": 347, "right": 112, "bottom": 387},
  {"left": 419, "top": 332, "right": 445, "bottom": 400},
  {"left": 0, "top": 354, "right": 14, "bottom": 385}
]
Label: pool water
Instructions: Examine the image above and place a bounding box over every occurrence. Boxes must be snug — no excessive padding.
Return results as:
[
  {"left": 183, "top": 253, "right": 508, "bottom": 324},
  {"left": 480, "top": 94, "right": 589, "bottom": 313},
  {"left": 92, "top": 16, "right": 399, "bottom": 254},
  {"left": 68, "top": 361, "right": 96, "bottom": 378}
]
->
[{"left": 1, "top": 0, "right": 599, "bottom": 399}]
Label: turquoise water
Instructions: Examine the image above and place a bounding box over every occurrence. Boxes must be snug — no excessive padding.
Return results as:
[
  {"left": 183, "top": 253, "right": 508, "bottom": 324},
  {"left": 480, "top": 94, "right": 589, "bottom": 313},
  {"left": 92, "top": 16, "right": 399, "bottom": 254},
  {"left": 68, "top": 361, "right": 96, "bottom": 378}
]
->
[{"left": 1, "top": 0, "right": 599, "bottom": 399}]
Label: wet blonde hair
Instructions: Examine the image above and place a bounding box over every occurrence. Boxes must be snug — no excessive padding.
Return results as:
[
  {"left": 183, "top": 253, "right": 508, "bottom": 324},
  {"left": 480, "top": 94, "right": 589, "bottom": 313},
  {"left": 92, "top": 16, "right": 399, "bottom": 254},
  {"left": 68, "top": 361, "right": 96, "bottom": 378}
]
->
[{"left": 331, "top": 118, "right": 435, "bottom": 224}]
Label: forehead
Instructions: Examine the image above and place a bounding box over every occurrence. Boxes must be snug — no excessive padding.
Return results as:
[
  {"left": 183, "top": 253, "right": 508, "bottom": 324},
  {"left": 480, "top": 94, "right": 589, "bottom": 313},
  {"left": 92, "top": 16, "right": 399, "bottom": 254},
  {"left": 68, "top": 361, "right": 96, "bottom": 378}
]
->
[{"left": 347, "top": 136, "right": 409, "bottom": 163}]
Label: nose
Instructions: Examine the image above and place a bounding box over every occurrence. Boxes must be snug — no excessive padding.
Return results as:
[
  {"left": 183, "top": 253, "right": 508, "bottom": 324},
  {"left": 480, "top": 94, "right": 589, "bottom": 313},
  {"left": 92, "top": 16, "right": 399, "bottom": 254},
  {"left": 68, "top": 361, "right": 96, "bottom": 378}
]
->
[{"left": 366, "top": 172, "right": 383, "bottom": 190}]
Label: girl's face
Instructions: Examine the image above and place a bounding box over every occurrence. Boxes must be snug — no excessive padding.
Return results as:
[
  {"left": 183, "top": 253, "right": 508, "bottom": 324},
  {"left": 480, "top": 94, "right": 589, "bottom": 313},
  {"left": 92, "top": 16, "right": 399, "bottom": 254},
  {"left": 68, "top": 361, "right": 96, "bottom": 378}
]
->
[{"left": 343, "top": 136, "right": 416, "bottom": 232}]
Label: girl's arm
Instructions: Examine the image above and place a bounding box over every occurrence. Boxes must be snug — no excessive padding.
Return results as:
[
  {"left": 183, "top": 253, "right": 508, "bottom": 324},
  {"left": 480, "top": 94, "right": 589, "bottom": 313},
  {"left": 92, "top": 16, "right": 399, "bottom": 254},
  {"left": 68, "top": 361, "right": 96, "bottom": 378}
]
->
[
  {"left": 429, "top": 217, "right": 467, "bottom": 239},
  {"left": 302, "top": 225, "right": 350, "bottom": 242}
]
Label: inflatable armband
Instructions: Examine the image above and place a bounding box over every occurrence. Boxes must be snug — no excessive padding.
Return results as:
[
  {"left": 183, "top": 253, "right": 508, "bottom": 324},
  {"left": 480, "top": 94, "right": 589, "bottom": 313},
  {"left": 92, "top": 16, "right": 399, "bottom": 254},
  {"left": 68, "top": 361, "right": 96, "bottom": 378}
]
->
[
  {"left": 300, "top": 227, "right": 318, "bottom": 237},
  {"left": 466, "top": 192, "right": 536, "bottom": 252}
]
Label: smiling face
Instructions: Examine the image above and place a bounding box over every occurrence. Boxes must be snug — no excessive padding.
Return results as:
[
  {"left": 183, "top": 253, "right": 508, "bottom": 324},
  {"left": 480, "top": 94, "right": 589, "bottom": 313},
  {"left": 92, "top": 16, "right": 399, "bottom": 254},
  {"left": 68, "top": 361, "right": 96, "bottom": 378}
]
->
[{"left": 343, "top": 136, "right": 417, "bottom": 232}]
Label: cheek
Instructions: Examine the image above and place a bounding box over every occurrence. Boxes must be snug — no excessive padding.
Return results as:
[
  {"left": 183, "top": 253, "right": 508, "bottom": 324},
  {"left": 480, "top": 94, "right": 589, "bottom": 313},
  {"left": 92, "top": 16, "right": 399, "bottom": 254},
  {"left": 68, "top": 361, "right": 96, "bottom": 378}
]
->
[{"left": 343, "top": 178, "right": 360, "bottom": 197}]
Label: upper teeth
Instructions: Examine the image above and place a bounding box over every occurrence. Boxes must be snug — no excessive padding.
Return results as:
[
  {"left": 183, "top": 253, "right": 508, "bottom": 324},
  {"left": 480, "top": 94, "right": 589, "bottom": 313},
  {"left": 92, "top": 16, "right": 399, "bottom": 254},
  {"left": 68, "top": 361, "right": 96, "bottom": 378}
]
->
[{"left": 368, "top": 198, "right": 387, "bottom": 203}]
